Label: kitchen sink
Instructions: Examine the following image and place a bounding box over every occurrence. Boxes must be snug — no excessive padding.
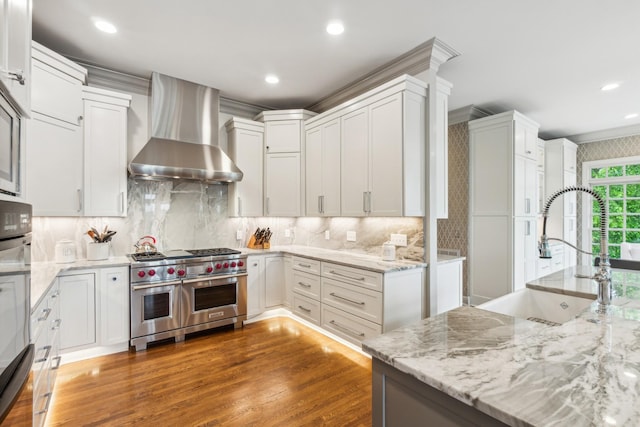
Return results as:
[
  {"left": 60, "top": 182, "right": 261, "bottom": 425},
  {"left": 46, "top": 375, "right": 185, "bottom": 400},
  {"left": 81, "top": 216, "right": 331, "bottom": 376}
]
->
[{"left": 478, "top": 288, "right": 595, "bottom": 326}]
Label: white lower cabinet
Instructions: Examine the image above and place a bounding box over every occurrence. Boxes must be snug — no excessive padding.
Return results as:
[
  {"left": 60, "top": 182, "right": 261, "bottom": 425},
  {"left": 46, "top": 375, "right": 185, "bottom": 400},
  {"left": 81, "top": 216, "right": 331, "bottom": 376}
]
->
[
  {"left": 246, "top": 254, "right": 285, "bottom": 316},
  {"left": 435, "top": 258, "right": 464, "bottom": 315},
  {"left": 265, "top": 255, "right": 284, "bottom": 308},
  {"left": 31, "top": 279, "right": 61, "bottom": 427},
  {"left": 246, "top": 255, "right": 265, "bottom": 317},
  {"left": 58, "top": 266, "right": 130, "bottom": 362},
  {"left": 291, "top": 256, "right": 322, "bottom": 325}
]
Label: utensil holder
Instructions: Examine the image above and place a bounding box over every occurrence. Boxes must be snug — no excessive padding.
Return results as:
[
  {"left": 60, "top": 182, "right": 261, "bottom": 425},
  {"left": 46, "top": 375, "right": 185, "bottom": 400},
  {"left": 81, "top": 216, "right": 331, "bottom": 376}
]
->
[{"left": 87, "top": 242, "right": 110, "bottom": 261}]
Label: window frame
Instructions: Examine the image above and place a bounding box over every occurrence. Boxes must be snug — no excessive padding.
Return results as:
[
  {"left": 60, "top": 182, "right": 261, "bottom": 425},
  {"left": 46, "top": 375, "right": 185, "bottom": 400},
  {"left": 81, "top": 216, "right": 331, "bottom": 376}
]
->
[{"left": 581, "top": 155, "right": 640, "bottom": 265}]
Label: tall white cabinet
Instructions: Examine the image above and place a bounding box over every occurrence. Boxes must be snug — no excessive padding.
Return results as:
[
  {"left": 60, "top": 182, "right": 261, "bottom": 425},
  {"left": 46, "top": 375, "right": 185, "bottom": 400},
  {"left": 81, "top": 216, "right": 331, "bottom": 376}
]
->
[
  {"left": 544, "top": 138, "right": 578, "bottom": 268},
  {"left": 226, "top": 118, "right": 264, "bottom": 217},
  {"left": 469, "top": 111, "right": 540, "bottom": 305},
  {"left": 305, "top": 117, "right": 341, "bottom": 216}
]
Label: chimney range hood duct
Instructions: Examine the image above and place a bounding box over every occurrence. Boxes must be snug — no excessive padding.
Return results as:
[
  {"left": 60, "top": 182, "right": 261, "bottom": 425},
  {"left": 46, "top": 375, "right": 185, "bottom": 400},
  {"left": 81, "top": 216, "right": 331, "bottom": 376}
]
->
[{"left": 128, "top": 72, "right": 243, "bottom": 183}]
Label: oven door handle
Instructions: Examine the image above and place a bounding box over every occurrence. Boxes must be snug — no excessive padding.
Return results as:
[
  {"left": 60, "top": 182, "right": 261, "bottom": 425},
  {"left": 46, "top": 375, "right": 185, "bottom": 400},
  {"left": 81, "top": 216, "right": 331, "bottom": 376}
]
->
[
  {"left": 132, "top": 280, "right": 182, "bottom": 291},
  {"left": 182, "top": 273, "right": 248, "bottom": 285}
]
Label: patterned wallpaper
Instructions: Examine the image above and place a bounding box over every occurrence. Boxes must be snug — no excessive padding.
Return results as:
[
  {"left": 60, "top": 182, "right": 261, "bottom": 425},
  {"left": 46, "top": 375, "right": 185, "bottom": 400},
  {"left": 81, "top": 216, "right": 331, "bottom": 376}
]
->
[
  {"left": 576, "top": 134, "right": 640, "bottom": 264},
  {"left": 438, "top": 122, "right": 470, "bottom": 296}
]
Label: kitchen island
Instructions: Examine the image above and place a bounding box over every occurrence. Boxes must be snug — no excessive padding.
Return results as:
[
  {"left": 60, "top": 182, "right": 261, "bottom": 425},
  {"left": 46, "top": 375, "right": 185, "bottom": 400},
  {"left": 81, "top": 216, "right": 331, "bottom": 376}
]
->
[{"left": 363, "top": 265, "right": 640, "bottom": 426}]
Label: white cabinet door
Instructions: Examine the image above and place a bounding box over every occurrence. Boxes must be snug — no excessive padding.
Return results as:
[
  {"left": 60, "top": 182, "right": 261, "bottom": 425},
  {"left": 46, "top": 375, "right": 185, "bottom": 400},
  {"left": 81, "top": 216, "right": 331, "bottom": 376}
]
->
[
  {"left": 305, "top": 118, "right": 341, "bottom": 216},
  {"left": 369, "top": 93, "right": 403, "bottom": 216},
  {"left": 341, "top": 106, "right": 368, "bottom": 216},
  {"left": 514, "top": 155, "right": 537, "bottom": 216},
  {"left": 513, "top": 218, "right": 538, "bottom": 291},
  {"left": 265, "top": 255, "right": 284, "bottom": 308},
  {"left": 83, "top": 96, "right": 128, "bottom": 216},
  {"left": 27, "top": 113, "right": 83, "bottom": 216},
  {"left": 59, "top": 273, "right": 96, "bottom": 350},
  {"left": 283, "top": 255, "right": 293, "bottom": 308},
  {"left": 246, "top": 255, "right": 265, "bottom": 317},
  {"left": 514, "top": 120, "right": 537, "bottom": 160},
  {"left": 436, "top": 260, "right": 463, "bottom": 314},
  {"left": 31, "top": 56, "right": 83, "bottom": 126},
  {"left": 265, "top": 153, "right": 301, "bottom": 216},
  {"left": 563, "top": 171, "right": 577, "bottom": 216},
  {"left": 264, "top": 120, "right": 301, "bottom": 153},
  {"left": 0, "top": 0, "right": 31, "bottom": 115},
  {"left": 99, "top": 267, "right": 129, "bottom": 346},
  {"left": 227, "top": 122, "right": 264, "bottom": 217}
]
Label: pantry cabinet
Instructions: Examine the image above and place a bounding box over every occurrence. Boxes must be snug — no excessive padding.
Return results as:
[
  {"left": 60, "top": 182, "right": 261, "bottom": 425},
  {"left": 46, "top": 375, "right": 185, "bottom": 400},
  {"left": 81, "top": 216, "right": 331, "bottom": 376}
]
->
[
  {"left": 27, "top": 42, "right": 131, "bottom": 217},
  {"left": 469, "top": 111, "right": 540, "bottom": 305},
  {"left": 0, "top": 0, "right": 32, "bottom": 115},
  {"left": 305, "top": 117, "right": 341, "bottom": 216},
  {"left": 226, "top": 118, "right": 264, "bottom": 217},
  {"left": 340, "top": 76, "right": 426, "bottom": 216}
]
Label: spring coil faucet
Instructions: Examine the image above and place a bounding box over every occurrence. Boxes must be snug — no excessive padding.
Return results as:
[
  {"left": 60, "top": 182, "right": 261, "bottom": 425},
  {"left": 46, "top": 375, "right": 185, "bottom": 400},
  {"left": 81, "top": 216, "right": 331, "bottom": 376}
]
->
[{"left": 539, "top": 185, "right": 612, "bottom": 310}]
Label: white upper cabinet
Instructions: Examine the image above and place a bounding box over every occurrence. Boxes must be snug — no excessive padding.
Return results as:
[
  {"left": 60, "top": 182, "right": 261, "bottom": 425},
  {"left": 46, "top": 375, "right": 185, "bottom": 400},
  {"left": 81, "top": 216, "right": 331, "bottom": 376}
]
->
[
  {"left": 82, "top": 86, "right": 131, "bottom": 217},
  {"left": 226, "top": 118, "right": 264, "bottom": 217},
  {"left": 339, "top": 75, "right": 427, "bottom": 217},
  {"left": 305, "top": 117, "right": 341, "bottom": 216},
  {"left": 0, "top": 0, "right": 32, "bottom": 116},
  {"left": 256, "top": 109, "right": 316, "bottom": 217}
]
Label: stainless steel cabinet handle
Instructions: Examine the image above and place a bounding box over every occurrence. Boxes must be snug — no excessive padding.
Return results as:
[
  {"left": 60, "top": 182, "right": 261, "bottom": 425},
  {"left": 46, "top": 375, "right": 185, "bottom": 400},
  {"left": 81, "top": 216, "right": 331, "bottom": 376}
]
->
[
  {"left": 51, "top": 319, "right": 62, "bottom": 330},
  {"left": 77, "top": 189, "right": 83, "bottom": 212},
  {"left": 321, "top": 195, "right": 325, "bottom": 214},
  {"left": 318, "top": 195, "right": 322, "bottom": 214},
  {"left": 7, "top": 70, "right": 25, "bottom": 85},
  {"left": 35, "top": 392, "right": 53, "bottom": 415},
  {"left": 297, "top": 281, "right": 311, "bottom": 288},
  {"left": 363, "top": 192, "right": 367, "bottom": 213},
  {"left": 525, "top": 198, "right": 530, "bottom": 214},
  {"left": 329, "top": 292, "right": 365, "bottom": 306},
  {"left": 297, "top": 305, "right": 312, "bottom": 313},
  {"left": 38, "top": 308, "right": 52, "bottom": 322},
  {"left": 35, "top": 345, "right": 52, "bottom": 363},
  {"left": 51, "top": 355, "right": 62, "bottom": 370},
  {"left": 297, "top": 263, "right": 311, "bottom": 268},
  {"left": 120, "top": 192, "right": 125, "bottom": 214},
  {"left": 367, "top": 191, "right": 372, "bottom": 213},
  {"left": 238, "top": 197, "right": 242, "bottom": 216},
  {"left": 525, "top": 221, "right": 530, "bottom": 236},
  {"left": 329, "top": 320, "right": 365, "bottom": 337},
  {"left": 329, "top": 270, "right": 365, "bottom": 281},
  {"left": 266, "top": 197, "right": 270, "bottom": 215}
]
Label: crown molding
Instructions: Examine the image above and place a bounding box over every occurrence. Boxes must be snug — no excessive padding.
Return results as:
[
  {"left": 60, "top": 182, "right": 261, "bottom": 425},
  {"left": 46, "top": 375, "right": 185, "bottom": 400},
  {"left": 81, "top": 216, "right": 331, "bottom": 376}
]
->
[
  {"left": 565, "top": 123, "right": 640, "bottom": 144},
  {"left": 448, "top": 105, "right": 492, "bottom": 125},
  {"left": 219, "top": 96, "right": 270, "bottom": 118},
  {"left": 306, "top": 37, "right": 460, "bottom": 113}
]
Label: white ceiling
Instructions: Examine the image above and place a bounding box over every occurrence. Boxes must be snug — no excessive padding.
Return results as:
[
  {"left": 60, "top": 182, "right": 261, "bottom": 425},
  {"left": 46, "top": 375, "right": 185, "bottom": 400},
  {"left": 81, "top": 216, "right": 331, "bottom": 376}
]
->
[{"left": 31, "top": 0, "right": 640, "bottom": 141}]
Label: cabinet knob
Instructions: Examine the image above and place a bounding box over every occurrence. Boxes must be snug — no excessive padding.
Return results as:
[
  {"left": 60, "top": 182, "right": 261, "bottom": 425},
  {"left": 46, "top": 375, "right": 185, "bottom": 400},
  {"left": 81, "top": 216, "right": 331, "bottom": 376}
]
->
[{"left": 112, "top": 276, "right": 117, "bottom": 281}]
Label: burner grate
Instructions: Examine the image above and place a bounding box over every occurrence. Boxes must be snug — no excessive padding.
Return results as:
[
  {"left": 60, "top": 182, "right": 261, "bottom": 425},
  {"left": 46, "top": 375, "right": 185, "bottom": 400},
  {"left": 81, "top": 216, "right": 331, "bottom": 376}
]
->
[
  {"left": 186, "top": 248, "right": 241, "bottom": 257},
  {"left": 131, "top": 252, "right": 166, "bottom": 262}
]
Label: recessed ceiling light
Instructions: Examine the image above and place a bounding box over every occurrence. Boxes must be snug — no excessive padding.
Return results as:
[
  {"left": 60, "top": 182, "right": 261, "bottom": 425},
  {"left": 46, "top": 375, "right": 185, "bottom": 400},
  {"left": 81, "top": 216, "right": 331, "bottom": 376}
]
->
[
  {"left": 94, "top": 19, "right": 117, "bottom": 34},
  {"left": 601, "top": 83, "right": 620, "bottom": 91},
  {"left": 625, "top": 113, "right": 638, "bottom": 119},
  {"left": 326, "top": 21, "right": 345, "bottom": 35},
  {"left": 265, "top": 74, "right": 279, "bottom": 84}
]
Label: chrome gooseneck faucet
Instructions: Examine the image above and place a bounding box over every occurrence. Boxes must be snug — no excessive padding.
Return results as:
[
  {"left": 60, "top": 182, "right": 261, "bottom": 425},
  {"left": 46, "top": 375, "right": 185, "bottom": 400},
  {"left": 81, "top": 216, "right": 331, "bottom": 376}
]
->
[{"left": 539, "top": 186, "right": 612, "bottom": 310}]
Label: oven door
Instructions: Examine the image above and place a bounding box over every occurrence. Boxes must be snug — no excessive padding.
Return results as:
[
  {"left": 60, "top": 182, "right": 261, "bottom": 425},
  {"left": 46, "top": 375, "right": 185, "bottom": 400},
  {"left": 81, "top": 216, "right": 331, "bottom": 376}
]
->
[
  {"left": 181, "top": 274, "right": 247, "bottom": 328},
  {"left": 130, "top": 280, "right": 181, "bottom": 339}
]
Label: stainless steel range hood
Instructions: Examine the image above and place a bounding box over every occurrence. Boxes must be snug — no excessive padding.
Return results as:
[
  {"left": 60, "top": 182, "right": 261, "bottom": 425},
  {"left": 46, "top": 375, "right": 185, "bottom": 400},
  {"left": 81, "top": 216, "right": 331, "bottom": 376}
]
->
[{"left": 128, "top": 72, "right": 243, "bottom": 183}]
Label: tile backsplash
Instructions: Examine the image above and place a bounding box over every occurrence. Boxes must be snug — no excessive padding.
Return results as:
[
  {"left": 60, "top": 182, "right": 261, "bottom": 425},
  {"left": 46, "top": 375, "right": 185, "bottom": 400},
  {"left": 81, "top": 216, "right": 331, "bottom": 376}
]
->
[{"left": 32, "top": 179, "right": 424, "bottom": 262}]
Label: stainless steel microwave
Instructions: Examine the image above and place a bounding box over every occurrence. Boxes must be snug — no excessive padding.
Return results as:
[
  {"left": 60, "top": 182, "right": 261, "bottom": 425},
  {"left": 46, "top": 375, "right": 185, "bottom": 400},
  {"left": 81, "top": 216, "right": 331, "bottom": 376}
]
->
[{"left": 0, "top": 91, "right": 21, "bottom": 196}]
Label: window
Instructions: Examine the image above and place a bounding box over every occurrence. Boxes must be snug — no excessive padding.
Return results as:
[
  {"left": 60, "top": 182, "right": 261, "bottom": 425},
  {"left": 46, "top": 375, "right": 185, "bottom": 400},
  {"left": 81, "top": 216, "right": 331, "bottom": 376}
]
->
[{"left": 584, "top": 159, "right": 640, "bottom": 260}]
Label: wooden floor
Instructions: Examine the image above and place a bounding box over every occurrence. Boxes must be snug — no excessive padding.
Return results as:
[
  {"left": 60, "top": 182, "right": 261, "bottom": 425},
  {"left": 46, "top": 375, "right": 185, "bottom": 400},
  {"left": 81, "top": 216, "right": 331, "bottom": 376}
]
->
[{"left": 46, "top": 317, "right": 372, "bottom": 426}]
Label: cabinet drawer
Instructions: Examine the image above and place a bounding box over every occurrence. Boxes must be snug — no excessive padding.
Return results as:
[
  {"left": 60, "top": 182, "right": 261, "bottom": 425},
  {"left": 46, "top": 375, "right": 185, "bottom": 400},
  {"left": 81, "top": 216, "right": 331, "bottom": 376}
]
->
[
  {"left": 292, "top": 293, "right": 321, "bottom": 325},
  {"left": 292, "top": 256, "right": 321, "bottom": 275},
  {"left": 321, "top": 262, "right": 382, "bottom": 292},
  {"left": 292, "top": 270, "right": 321, "bottom": 300},
  {"left": 321, "top": 305, "right": 382, "bottom": 346},
  {"left": 322, "top": 278, "right": 382, "bottom": 324}
]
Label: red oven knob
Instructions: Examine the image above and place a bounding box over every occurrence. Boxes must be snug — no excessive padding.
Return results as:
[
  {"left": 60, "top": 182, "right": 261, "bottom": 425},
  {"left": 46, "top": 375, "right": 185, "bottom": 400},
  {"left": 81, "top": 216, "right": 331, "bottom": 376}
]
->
[
  {"left": 215, "top": 263, "right": 222, "bottom": 270},
  {"left": 230, "top": 261, "right": 237, "bottom": 268},
  {"left": 137, "top": 271, "right": 145, "bottom": 278},
  {"left": 238, "top": 260, "right": 244, "bottom": 267},
  {"left": 177, "top": 269, "right": 186, "bottom": 277},
  {"left": 223, "top": 262, "right": 229, "bottom": 268},
  {"left": 167, "top": 267, "right": 175, "bottom": 274},
  {"left": 148, "top": 269, "right": 156, "bottom": 276},
  {"left": 206, "top": 266, "right": 213, "bottom": 273}
]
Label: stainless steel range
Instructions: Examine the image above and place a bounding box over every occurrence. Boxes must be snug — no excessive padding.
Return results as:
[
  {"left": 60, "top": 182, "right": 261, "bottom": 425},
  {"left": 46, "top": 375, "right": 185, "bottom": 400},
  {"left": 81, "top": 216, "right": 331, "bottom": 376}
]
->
[{"left": 129, "top": 248, "right": 247, "bottom": 351}]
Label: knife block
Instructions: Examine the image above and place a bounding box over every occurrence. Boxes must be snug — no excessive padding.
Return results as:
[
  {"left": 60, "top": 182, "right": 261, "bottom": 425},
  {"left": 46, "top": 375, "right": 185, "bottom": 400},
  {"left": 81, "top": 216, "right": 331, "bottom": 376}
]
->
[{"left": 247, "top": 234, "right": 270, "bottom": 249}]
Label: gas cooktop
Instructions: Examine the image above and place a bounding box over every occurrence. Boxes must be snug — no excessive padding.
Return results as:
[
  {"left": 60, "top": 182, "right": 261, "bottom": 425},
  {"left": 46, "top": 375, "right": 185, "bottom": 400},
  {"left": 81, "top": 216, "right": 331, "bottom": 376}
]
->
[{"left": 129, "top": 248, "right": 241, "bottom": 262}]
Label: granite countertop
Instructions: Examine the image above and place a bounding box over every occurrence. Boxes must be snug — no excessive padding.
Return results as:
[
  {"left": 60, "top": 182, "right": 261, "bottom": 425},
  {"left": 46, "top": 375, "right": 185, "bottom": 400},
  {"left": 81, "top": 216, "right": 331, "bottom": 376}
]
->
[
  {"left": 363, "top": 265, "right": 640, "bottom": 426},
  {"left": 243, "top": 245, "right": 428, "bottom": 273}
]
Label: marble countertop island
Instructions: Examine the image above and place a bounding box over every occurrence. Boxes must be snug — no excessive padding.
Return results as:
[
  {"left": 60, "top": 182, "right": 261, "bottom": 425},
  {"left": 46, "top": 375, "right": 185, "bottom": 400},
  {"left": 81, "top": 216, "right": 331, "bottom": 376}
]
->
[{"left": 363, "top": 265, "right": 640, "bottom": 426}]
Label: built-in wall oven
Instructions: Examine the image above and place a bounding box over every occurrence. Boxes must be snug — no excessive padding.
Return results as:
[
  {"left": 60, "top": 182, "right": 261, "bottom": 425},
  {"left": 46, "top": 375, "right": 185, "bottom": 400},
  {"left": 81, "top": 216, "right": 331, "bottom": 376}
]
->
[
  {"left": 130, "top": 248, "right": 247, "bottom": 351},
  {"left": 0, "top": 92, "right": 22, "bottom": 196},
  {"left": 0, "top": 200, "right": 32, "bottom": 424}
]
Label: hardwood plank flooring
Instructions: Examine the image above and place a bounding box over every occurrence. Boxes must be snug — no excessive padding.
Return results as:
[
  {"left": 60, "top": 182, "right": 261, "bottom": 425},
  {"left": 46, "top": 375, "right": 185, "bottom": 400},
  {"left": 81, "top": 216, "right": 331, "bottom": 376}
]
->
[{"left": 46, "top": 317, "right": 372, "bottom": 426}]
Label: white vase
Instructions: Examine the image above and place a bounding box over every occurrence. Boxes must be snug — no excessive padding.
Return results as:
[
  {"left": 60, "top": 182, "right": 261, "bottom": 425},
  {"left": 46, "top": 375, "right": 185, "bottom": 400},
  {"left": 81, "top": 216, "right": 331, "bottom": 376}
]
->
[{"left": 87, "top": 242, "right": 110, "bottom": 261}]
